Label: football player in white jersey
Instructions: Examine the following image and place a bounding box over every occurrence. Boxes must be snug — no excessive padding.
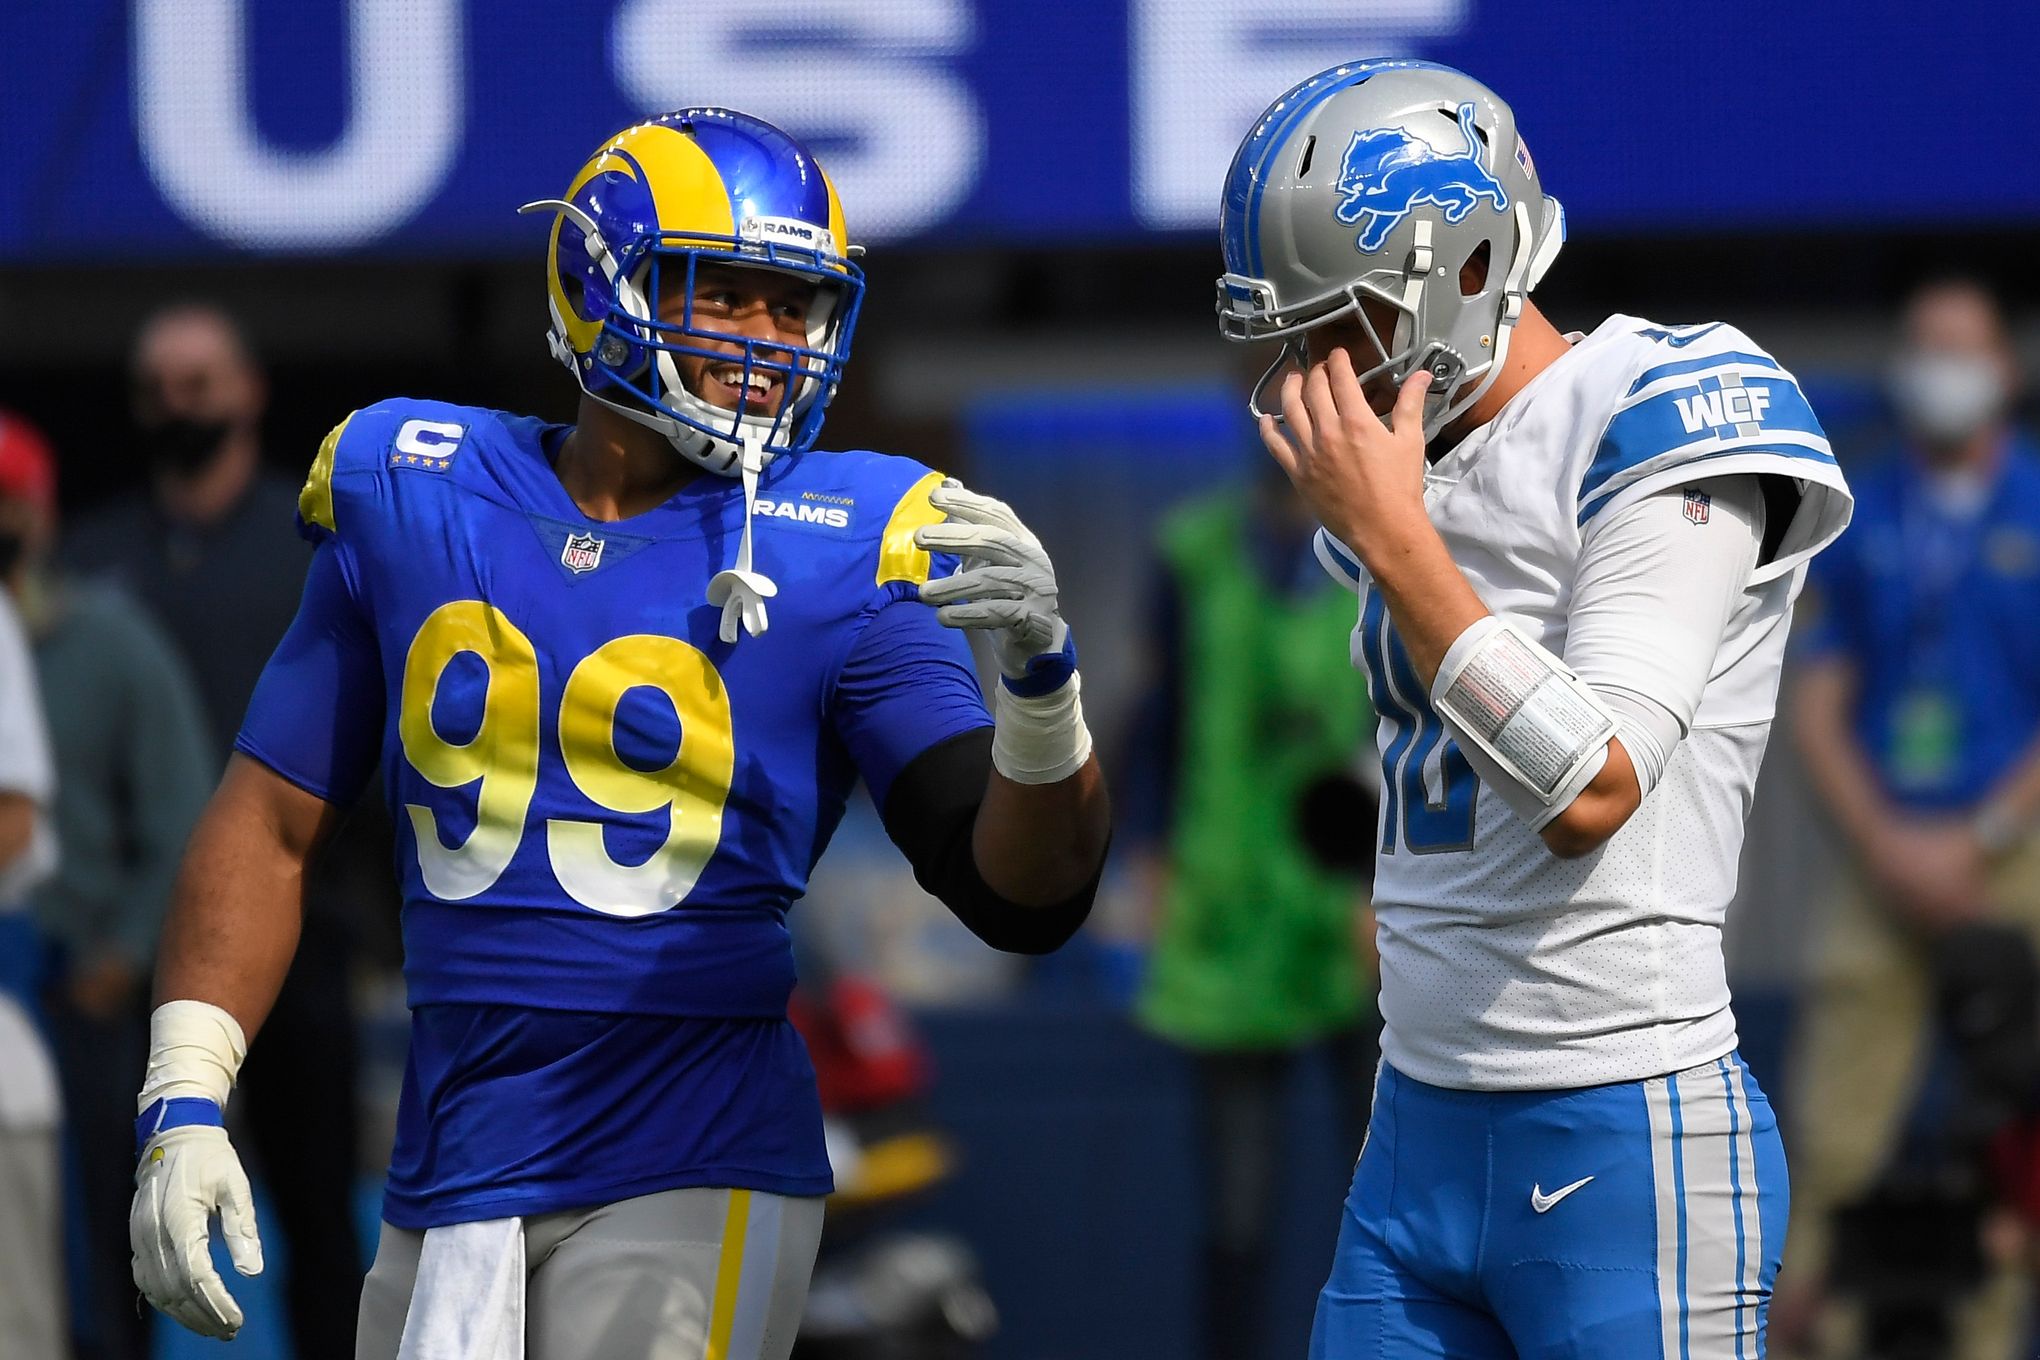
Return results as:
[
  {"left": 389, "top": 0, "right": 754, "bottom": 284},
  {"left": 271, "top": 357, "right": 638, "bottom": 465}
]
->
[{"left": 1218, "top": 61, "right": 1852, "bottom": 1358}]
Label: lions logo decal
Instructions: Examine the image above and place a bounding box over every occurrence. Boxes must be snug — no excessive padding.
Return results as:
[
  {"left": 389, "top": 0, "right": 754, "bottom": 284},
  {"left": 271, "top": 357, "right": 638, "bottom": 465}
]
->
[{"left": 1333, "top": 102, "right": 1509, "bottom": 252}]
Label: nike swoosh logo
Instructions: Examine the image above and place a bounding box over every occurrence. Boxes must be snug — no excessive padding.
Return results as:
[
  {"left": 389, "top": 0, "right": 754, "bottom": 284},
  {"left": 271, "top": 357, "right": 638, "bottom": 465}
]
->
[
  {"left": 1661, "top": 322, "right": 1725, "bottom": 348},
  {"left": 1530, "top": 1175, "right": 1595, "bottom": 1213}
]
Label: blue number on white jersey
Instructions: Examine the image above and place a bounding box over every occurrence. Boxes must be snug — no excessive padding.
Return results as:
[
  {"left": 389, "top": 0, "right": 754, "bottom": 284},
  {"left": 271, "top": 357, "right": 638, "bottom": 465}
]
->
[{"left": 1358, "top": 588, "right": 1477, "bottom": 854}]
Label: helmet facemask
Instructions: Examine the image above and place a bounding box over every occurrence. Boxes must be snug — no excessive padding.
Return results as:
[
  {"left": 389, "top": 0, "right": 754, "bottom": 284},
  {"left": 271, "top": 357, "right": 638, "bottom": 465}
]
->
[
  {"left": 528, "top": 194, "right": 865, "bottom": 477},
  {"left": 1238, "top": 202, "right": 1553, "bottom": 443}
]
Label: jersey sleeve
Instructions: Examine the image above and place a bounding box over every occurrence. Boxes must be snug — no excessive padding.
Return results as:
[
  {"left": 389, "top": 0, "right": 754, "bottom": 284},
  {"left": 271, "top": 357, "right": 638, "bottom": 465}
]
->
[
  {"left": 233, "top": 540, "right": 386, "bottom": 805},
  {"left": 296, "top": 412, "right": 354, "bottom": 545},
  {"left": 1792, "top": 522, "right": 1861, "bottom": 661},
  {"left": 1568, "top": 476, "right": 1766, "bottom": 734},
  {"left": 1577, "top": 332, "right": 1852, "bottom": 583},
  {"left": 297, "top": 402, "right": 434, "bottom": 547},
  {"left": 1313, "top": 527, "right": 1366, "bottom": 593},
  {"left": 872, "top": 469, "right": 954, "bottom": 589},
  {"left": 827, "top": 588, "right": 992, "bottom": 810}
]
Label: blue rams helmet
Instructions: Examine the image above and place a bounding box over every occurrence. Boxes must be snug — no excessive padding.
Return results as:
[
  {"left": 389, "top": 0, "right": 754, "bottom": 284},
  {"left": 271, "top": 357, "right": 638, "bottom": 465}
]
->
[
  {"left": 520, "top": 109, "right": 864, "bottom": 477},
  {"left": 1216, "top": 62, "right": 1563, "bottom": 439}
]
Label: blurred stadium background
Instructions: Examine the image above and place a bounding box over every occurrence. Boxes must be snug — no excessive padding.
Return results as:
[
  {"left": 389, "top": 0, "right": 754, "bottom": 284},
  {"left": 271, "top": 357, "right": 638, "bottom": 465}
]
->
[{"left": 3, "top": 2, "right": 2038, "bottom": 1359}]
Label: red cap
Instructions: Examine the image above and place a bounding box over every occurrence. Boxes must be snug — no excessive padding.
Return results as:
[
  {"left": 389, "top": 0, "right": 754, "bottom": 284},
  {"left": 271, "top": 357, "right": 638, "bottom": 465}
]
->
[{"left": 0, "top": 410, "right": 56, "bottom": 516}]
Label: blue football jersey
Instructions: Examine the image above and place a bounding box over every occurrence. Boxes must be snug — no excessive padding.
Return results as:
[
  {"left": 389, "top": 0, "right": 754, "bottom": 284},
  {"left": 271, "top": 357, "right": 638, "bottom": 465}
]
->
[{"left": 236, "top": 399, "right": 992, "bottom": 1225}]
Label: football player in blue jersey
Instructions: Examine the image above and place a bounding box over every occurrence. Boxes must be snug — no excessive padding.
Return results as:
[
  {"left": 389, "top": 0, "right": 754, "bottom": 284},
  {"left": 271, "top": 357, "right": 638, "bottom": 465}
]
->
[{"left": 127, "top": 108, "right": 1109, "bottom": 1358}]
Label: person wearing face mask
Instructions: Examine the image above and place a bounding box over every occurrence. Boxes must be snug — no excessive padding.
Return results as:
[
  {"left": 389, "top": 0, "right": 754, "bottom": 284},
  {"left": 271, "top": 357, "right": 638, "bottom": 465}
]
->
[
  {"left": 66, "top": 305, "right": 308, "bottom": 749},
  {"left": 64, "top": 306, "right": 376, "bottom": 1360},
  {"left": 0, "top": 410, "right": 214, "bottom": 1360},
  {"left": 1781, "top": 277, "right": 2040, "bottom": 1358}
]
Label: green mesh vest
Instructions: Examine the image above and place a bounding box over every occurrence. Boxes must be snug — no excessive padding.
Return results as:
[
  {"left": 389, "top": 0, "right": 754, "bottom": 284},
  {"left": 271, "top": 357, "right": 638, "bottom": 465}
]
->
[{"left": 1137, "top": 494, "right": 1375, "bottom": 1050}]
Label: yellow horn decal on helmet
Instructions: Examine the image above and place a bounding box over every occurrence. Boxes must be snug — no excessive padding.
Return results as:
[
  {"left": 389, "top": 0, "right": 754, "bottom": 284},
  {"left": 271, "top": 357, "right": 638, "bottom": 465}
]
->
[
  {"left": 625, "top": 123, "right": 738, "bottom": 250},
  {"left": 545, "top": 145, "right": 637, "bottom": 357},
  {"left": 818, "top": 163, "right": 852, "bottom": 276},
  {"left": 542, "top": 123, "right": 741, "bottom": 359}
]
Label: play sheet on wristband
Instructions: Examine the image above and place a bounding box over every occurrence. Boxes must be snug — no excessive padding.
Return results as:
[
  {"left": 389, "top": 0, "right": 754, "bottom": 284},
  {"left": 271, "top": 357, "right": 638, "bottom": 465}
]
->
[{"left": 1439, "top": 630, "right": 1609, "bottom": 795}]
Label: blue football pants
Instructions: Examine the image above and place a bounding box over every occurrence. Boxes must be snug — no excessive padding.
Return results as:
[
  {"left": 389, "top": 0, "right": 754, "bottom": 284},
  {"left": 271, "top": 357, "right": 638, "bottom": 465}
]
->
[{"left": 1311, "top": 1053, "right": 1787, "bottom": 1360}]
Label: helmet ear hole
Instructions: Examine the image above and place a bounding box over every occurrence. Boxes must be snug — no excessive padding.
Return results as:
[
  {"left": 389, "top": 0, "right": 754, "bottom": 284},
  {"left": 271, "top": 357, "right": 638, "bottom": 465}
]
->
[
  {"left": 1461, "top": 240, "right": 1493, "bottom": 298},
  {"left": 559, "top": 271, "right": 589, "bottom": 318},
  {"left": 1295, "top": 135, "right": 1318, "bottom": 178}
]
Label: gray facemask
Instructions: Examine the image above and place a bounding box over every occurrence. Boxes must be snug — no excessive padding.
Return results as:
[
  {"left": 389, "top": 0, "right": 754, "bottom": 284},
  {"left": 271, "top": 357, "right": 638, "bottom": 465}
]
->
[{"left": 1888, "top": 351, "right": 2006, "bottom": 446}]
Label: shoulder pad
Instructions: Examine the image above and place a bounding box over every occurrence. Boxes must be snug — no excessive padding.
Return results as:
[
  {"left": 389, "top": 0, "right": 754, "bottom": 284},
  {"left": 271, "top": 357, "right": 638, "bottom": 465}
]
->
[
  {"left": 295, "top": 399, "right": 480, "bottom": 542},
  {"left": 1579, "top": 328, "right": 1834, "bottom": 531},
  {"left": 874, "top": 468, "right": 948, "bottom": 587},
  {"left": 763, "top": 449, "right": 955, "bottom": 588},
  {"left": 297, "top": 414, "right": 352, "bottom": 541}
]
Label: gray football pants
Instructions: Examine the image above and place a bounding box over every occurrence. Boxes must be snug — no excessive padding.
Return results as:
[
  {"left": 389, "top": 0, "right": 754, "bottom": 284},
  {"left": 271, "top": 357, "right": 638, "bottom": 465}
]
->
[
  {"left": 0, "top": 1127, "right": 67, "bottom": 1360},
  {"left": 357, "top": 1187, "right": 825, "bottom": 1360}
]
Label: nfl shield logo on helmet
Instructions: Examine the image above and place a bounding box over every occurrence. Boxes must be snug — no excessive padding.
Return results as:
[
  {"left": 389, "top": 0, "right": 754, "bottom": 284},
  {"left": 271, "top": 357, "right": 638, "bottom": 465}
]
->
[
  {"left": 1683, "top": 488, "right": 1712, "bottom": 525},
  {"left": 561, "top": 531, "right": 605, "bottom": 574}
]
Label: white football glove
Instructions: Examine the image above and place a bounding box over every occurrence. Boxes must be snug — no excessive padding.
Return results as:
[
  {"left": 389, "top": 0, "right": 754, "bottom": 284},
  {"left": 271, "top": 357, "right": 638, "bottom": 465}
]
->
[
  {"left": 914, "top": 481, "right": 1074, "bottom": 691},
  {"left": 131, "top": 999, "right": 261, "bottom": 1338},
  {"left": 914, "top": 480, "right": 1092, "bottom": 784},
  {"left": 132, "top": 1122, "right": 264, "bottom": 1338}
]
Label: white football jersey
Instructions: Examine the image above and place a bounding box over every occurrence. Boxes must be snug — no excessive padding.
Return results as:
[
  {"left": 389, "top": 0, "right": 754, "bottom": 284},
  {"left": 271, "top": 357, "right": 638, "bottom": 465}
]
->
[{"left": 1317, "top": 315, "right": 1852, "bottom": 1091}]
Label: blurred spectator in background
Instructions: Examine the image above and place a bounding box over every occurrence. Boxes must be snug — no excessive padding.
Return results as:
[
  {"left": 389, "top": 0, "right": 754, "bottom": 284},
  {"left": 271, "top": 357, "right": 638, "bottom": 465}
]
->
[
  {"left": 1, "top": 409, "right": 214, "bottom": 1360},
  {"left": 64, "top": 303, "right": 366, "bottom": 1359},
  {"left": 0, "top": 573, "right": 65, "bottom": 1357},
  {"left": 1127, "top": 452, "right": 1378, "bottom": 1360},
  {"left": 1785, "top": 277, "right": 2040, "bottom": 1360},
  {"left": 66, "top": 304, "right": 304, "bottom": 747}
]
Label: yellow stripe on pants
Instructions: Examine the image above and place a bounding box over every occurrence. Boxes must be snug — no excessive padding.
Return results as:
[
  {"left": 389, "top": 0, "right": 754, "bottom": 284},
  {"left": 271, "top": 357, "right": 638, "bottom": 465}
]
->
[{"left": 705, "top": 1189, "right": 752, "bottom": 1360}]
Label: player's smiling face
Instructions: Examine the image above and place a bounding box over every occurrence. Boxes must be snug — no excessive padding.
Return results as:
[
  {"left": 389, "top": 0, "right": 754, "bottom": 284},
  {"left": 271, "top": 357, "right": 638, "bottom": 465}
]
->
[{"left": 657, "top": 262, "right": 819, "bottom": 416}]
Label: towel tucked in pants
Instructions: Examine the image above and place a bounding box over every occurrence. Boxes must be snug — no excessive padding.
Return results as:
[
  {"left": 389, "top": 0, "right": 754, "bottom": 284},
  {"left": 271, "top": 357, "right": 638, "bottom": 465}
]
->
[{"left": 356, "top": 1186, "right": 825, "bottom": 1360}]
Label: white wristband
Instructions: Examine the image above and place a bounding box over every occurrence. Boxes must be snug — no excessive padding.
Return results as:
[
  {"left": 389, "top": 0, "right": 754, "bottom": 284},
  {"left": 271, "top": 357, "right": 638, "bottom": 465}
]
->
[
  {"left": 1431, "top": 617, "right": 1617, "bottom": 810},
  {"left": 138, "top": 999, "right": 248, "bottom": 1113},
  {"left": 991, "top": 672, "right": 1094, "bottom": 786}
]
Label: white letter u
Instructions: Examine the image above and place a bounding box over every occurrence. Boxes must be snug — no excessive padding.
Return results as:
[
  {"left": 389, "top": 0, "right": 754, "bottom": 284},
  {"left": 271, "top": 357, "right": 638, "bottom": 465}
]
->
[{"left": 134, "top": 0, "right": 462, "bottom": 249}]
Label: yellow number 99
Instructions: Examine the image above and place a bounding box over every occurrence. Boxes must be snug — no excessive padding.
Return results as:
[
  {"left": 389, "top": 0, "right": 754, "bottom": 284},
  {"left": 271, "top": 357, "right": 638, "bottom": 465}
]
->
[
  {"left": 397, "top": 605, "right": 735, "bottom": 915},
  {"left": 550, "top": 635, "right": 735, "bottom": 917},
  {"left": 400, "top": 601, "right": 542, "bottom": 901}
]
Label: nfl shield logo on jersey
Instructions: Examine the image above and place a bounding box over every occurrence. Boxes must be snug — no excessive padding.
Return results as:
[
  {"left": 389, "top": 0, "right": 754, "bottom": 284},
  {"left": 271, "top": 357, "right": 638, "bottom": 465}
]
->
[
  {"left": 1683, "top": 488, "right": 1712, "bottom": 525},
  {"left": 561, "top": 532, "right": 605, "bottom": 574}
]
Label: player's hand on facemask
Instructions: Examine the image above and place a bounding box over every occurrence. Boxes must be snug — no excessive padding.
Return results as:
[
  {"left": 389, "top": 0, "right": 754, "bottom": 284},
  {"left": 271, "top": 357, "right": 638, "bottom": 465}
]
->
[
  {"left": 914, "top": 480, "right": 1076, "bottom": 694},
  {"left": 132, "top": 1117, "right": 264, "bottom": 1338},
  {"left": 1262, "top": 350, "right": 1433, "bottom": 559}
]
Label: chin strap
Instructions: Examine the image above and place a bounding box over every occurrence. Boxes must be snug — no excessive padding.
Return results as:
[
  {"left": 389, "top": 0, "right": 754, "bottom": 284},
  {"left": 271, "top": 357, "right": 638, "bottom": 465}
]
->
[{"left": 706, "top": 434, "right": 778, "bottom": 643}]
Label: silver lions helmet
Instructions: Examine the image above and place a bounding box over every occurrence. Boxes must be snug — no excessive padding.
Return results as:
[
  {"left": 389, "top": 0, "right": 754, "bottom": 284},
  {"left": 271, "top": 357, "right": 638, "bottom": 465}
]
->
[{"left": 1217, "top": 60, "right": 1565, "bottom": 438}]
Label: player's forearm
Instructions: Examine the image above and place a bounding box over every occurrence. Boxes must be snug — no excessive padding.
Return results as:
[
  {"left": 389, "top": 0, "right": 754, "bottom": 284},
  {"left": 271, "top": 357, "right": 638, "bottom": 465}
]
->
[
  {"left": 153, "top": 755, "right": 339, "bottom": 1037},
  {"left": 1359, "top": 518, "right": 1491, "bottom": 687},
  {"left": 1538, "top": 738, "right": 1643, "bottom": 858},
  {"left": 973, "top": 754, "right": 1111, "bottom": 906}
]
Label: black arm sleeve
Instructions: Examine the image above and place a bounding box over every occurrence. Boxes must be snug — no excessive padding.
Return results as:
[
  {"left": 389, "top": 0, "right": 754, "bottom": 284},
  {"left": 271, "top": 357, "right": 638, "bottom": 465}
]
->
[{"left": 877, "top": 727, "right": 1103, "bottom": 955}]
